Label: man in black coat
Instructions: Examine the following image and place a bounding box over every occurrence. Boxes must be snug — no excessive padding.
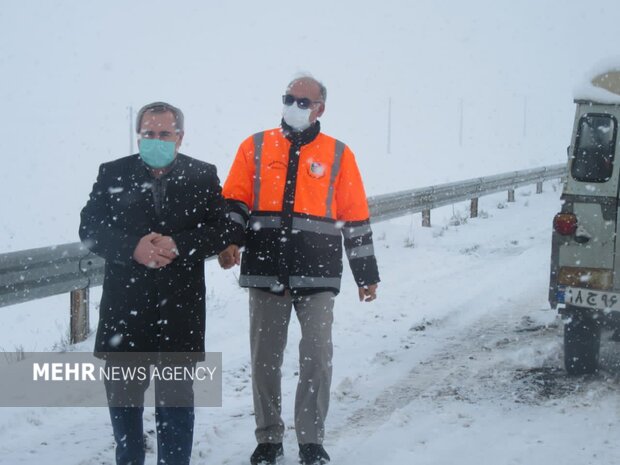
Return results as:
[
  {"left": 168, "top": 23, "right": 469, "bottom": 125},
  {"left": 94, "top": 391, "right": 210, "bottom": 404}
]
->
[{"left": 79, "top": 101, "right": 241, "bottom": 465}]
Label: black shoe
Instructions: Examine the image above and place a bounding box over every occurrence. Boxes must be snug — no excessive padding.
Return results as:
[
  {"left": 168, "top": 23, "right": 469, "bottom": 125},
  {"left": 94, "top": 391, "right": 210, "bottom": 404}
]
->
[
  {"left": 250, "top": 443, "right": 283, "bottom": 465},
  {"left": 298, "top": 443, "right": 330, "bottom": 465}
]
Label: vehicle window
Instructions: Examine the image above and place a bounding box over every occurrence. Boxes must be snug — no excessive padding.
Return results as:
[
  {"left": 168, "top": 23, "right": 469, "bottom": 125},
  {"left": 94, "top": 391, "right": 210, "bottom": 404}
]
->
[{"left": 571, "top": 114, "right": 617, "bottom": 183}]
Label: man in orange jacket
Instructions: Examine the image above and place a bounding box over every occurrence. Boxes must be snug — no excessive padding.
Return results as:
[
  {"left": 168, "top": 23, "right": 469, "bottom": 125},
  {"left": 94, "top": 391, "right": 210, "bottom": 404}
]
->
[{"left": 219, "top": 75, "right": 380, "bottom": 465}]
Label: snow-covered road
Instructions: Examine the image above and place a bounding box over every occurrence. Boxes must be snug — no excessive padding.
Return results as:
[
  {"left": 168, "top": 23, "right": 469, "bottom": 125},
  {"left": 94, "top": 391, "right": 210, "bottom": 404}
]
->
[{"left": 1, "top": 184, "right": 620, "bottom": 465}]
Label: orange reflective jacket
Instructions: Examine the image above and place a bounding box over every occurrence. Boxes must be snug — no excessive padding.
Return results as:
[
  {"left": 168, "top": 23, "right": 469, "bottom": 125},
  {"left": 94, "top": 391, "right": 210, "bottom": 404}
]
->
[
  {"left": 223, "top": 123, "right": 379, "bottom": 294},
  {"left": 225, "top": 129, "right": 371, "bottom": 221}
]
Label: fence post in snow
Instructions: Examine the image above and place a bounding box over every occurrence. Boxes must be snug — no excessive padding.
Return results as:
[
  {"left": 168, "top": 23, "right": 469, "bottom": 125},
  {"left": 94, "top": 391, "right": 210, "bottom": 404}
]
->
[
  {"left": 422, "top": 209, "right": 431, "bottom": 227},
  {"left": 458, "top": 98, "right": 464, "bottom": 147},
  {"left": 536, "top": 181, "right": 543, "bottom": 194},
  {"left": 470, "top": 198, "right": 479, "bottom": 218},
  {"left": 508, "top": 189, "right": 515, "bottom": 202},
  {"left": 387, "top": 97, "right": 392, "bottom": 154},
  {"left": 70, "top": 288, "right": 90, "bottom": 344},
  {"left": 128, "top": 106, "right": 134, "bottom": 155}
]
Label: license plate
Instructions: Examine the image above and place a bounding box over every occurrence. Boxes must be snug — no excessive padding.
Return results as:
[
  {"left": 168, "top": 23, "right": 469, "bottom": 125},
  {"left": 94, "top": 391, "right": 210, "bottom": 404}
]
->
[{"left": 565, "top": 286, "right": 620, "bottom": 311}]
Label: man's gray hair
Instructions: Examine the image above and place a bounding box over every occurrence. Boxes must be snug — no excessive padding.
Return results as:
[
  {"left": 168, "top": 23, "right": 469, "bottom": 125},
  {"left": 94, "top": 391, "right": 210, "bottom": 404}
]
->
[
  {"left": 136, "top": 101, "right": 184, "bottom": 133},
  {"left": 287, "top": 75, "right": 327, "bottom": 102}
]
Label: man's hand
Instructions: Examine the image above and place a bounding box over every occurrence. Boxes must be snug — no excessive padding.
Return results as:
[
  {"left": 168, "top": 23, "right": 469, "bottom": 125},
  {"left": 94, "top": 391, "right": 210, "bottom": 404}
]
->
[
  {"left": 152, "top": 235, "right": 179, "bottom": 256},
  {"left": 358, "top": 283, "right": 378, "bottom": 302},
  {"left": 218, "top": 244, "right": 241, "bottom": 269},
  {"left": 133, "top": 232, "right": 178, "bottom": 269}
]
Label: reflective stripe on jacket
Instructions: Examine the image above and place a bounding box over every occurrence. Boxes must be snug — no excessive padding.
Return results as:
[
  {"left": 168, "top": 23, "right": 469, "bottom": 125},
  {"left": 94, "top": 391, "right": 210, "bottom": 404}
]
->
[{"left": 223, "top": 124, "right": 380, "bottom": 294}]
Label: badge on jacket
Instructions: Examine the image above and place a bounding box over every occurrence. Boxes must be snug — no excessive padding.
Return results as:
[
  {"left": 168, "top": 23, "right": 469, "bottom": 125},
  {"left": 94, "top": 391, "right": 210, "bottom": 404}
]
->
[{"left": 307, "top": 160, "right": 326, "bottom": 178}]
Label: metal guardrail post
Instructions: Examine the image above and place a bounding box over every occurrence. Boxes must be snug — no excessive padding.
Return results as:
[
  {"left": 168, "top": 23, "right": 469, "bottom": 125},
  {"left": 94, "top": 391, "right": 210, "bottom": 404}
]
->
[
  {"left": 422, "top": 209, "right": 431, "bottom": 227},
  {"left": 471, "top": 198, "right": 479, "bottom": 218},
  {"left": 70, "top": 287, "right": 89, "bottom": 343}
]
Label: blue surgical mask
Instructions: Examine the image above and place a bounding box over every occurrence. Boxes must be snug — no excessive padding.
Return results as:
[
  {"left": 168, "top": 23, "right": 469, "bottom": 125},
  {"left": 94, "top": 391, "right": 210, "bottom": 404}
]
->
[{"left": 139, "top": 138, "right": 177, "bottom": 168}]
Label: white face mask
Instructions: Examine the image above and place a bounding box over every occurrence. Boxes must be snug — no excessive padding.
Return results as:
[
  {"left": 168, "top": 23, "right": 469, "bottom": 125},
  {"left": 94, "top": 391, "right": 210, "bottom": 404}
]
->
[{"left": 282, "top": 105, "right": 312, "bottom": 131}]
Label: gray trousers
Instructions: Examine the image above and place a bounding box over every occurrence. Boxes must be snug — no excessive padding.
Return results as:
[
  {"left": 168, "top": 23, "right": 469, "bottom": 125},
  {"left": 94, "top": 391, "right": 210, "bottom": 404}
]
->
[{"left": 249, "top": 288, "right": 335, "bottom": 445}]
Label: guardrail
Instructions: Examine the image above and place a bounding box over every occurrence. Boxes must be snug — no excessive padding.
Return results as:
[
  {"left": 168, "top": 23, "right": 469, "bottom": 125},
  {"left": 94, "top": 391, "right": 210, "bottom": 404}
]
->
[
  {"left": 369, "top": 164, "right": 566, "bottom": 223},
  {"left": 0, "top": 163, "right": 567, "bottom": 343}
]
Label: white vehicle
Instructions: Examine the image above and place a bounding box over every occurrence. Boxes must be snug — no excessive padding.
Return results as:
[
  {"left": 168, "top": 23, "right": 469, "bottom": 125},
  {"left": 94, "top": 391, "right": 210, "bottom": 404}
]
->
[{"left": 549, "top": 64, "right": 620, "bottom": 374}]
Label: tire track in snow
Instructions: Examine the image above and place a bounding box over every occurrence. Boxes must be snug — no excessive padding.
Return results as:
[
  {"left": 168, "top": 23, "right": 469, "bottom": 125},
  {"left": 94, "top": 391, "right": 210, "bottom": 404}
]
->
[{"left": 330, "top": 303, "right": 562, "bottom": 442}]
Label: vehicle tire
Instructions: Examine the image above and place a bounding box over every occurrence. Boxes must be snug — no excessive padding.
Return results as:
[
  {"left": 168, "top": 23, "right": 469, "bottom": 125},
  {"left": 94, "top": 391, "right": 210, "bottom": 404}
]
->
[{"left": 564, "top": 314, "right": 601, "bottom": 375}]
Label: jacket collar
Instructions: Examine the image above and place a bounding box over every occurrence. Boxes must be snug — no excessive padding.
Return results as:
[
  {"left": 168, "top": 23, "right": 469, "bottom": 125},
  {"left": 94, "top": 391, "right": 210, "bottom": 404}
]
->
[
  {"left": 281, "top": 119, "right": 321, "bottom": 147},
  {"left": 139, "top": 154, "right": 181, "bottom": 179}
]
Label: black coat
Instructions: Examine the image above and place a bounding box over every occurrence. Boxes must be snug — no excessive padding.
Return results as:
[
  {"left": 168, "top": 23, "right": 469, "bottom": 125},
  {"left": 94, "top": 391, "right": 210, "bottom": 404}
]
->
[{"left": 79, "top": 153, "right": 239, "bottom": 358}]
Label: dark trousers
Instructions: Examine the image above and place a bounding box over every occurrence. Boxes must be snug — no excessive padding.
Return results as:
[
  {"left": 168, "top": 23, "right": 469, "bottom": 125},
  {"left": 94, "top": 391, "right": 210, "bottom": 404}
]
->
[{"left": 104, "top": 361, "right": 195, "bottom": 465}]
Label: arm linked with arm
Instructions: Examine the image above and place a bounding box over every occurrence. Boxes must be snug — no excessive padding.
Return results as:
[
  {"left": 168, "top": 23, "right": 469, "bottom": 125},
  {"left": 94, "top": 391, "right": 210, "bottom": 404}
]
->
[
  {"left": 173, "top": 166, "right": 246, "bottom": 263},
  {"left": 220, "top": 136, "right": 258, "bottom": 245}
]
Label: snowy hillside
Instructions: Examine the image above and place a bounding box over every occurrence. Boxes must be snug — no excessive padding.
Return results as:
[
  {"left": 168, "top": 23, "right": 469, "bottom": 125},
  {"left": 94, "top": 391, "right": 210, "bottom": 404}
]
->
[{"left": 3, "top": 0, "right": 620, "bottom": 251}]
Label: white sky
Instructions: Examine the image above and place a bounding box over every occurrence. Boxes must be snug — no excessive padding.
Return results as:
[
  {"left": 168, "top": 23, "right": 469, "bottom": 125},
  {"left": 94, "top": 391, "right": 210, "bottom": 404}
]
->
[{"left": 2, "top": 0, "right": 620, "bottom": 250}]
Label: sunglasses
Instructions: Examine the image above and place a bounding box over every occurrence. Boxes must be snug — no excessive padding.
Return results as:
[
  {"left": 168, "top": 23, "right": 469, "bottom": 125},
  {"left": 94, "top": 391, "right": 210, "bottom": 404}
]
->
[{"left": 282, "top": 94, "right": 322, "bottom": 109}]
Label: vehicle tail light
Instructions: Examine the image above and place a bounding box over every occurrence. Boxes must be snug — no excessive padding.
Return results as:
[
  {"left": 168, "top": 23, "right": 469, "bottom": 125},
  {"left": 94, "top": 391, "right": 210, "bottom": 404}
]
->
[{"left": 553, "top": 213, "right": 578, "bottom": 235}]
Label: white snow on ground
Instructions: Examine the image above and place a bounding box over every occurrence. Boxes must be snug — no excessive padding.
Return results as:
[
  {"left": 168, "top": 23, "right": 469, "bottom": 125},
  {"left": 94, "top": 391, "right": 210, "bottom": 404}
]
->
[{"left": 2, "top": 185, "right": 619, "bottom": 464}]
